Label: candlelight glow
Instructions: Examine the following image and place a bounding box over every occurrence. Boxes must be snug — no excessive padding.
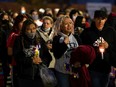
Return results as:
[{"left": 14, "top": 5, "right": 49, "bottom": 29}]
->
[{"left": 99, "top": 47, "right": 105, "bottom": 53}]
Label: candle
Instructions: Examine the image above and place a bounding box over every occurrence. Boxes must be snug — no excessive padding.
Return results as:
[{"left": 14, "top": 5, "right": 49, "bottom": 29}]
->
[
  {"left": 99, "top": 37, "right": 105, "bottom": 59},
  {"left": 34, "top": 45, "right": 39, "bottom": 58}
]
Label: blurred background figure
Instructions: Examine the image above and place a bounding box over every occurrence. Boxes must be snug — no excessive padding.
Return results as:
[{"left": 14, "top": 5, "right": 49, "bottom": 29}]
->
[
  {"left": 0, "top": 11, "right": 13, "bottom": 87},
  {"left": 56, "top": 9, "right": 65, "bottom": 19},
  {"left": 20, "top": 6, "right": 26, "bottom": 15},
  {"left": 7, "top": 14, "right": 28, "bottom": 87},
  {"left": 44, "top": 8, "right": 53, "bottom": 17},
  {"left": 69, "top": 9, "right": 80, "bottom": 23},
  {"left": 0, "top": 12, "right": 13, "bottom": 39},
  {"left": 0, "top": 19, "right": 8, "bottom": 87},
  {"left": 74, "top": 16, "right": 86, "bottom": 36},
  {"left": 30, "top": 9, "right": 43, "bottom": 27}
]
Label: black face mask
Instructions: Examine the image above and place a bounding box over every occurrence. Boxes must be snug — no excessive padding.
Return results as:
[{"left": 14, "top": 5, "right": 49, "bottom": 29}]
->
[{"left": 2, "top": 20, "right": 9, "bottom": 24}]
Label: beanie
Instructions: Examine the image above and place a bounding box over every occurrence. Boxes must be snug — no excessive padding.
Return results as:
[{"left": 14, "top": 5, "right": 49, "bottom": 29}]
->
[
  {"left": 70, "top": 45, "right": 96, "bottom": 65},
  {"left": 94, "top": 10, "right": 107, "bottom": 19}
]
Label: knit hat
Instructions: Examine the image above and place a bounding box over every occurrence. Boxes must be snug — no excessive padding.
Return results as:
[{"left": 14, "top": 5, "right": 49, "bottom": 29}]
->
[
  {"left": 70, "top": 45, "right": 96, "bottom": 65},
  {"left": 94, "top": 10, "right": 107, "bottom": 19}
]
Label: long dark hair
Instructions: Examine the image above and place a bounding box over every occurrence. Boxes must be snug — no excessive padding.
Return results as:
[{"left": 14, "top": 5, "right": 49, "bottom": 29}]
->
[
  {"left": 21, "top": 19, "right": 36, "bottom": 35},
  {"left": 12, "top": 14, "right": 27, "bottom": 32},
  {"left": 74, "top": 16, "right": 84, "bottom": 28},
  {"left": 21, "top": 19, "right": 40, "bottom": 45}
]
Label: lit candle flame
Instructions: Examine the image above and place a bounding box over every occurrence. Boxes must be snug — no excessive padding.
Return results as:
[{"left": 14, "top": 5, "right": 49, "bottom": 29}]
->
[
  {"left": 99, "top": 47, "right": 104, "bottom": 59},
  {"left": 99, "top": 47, "right": 105, "bottom": 53}
]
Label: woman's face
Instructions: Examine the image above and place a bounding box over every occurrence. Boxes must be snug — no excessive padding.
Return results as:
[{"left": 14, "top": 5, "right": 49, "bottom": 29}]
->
[
  {"left": 25, "top": 23, "right": 37, "bottom": 39},
  {"left": 3, "top": 14, "right": 9, "bottom": 20},
  {"left": 82, "top": 17, "right": 86, "bottom": 24},
  {"left": 72, "top": 12, "right": 78, "bottom": 22},
  {"left": 61, "top": 17, "right": 74, "bottom": 35},
  {"left": 43, "top": 19, "right": 53, "bottom": 29},
  {"left": 26, "top": 23, "right": 37, "bottom": 33}
]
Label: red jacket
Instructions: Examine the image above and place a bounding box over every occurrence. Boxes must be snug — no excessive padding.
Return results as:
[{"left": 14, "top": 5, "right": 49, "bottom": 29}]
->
[{"left": 70, "top": 45, "right": 96, "bottom": 87}]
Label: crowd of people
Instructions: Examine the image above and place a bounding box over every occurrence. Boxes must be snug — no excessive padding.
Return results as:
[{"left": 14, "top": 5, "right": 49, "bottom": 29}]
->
[{"left": 0, "top": 6, "right": 116, "bottom": 87}]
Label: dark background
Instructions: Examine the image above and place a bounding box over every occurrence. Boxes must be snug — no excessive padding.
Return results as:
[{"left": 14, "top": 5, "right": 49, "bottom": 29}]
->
[{"left": 0, "top": 0, "right": 116, "bottom": 14}]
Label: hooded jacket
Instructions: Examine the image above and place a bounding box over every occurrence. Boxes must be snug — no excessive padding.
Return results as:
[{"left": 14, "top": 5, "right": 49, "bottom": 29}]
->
[{"left": 80, "top": 22, "right": 116, "bottom": 74}]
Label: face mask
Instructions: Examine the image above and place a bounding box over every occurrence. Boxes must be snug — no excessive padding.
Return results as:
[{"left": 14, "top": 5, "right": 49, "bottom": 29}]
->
[
  {"left": 72, "top": 15, "right": 77, "bottom": 22},
  {"left": 43, "top": 28, "right": 51, "bottom": 32},
  {"left": 32, "top": 15, "right": 38, "bottom": 20},
  {"left": 25, "top": 32, "right": 36, "bottom": 39}
]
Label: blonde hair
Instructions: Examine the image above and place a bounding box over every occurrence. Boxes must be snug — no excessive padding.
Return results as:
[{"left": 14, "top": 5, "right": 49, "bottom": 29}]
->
[
  {"left": 42, "top": 16, "right": 54, "bottom": 24},
  {"left": 53, "top": 15, "right": 74, "bottom": 34}
]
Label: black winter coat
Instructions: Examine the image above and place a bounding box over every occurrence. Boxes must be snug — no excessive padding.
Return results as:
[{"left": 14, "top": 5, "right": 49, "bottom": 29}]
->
[
  {"left": 13, "top": 34, "right": 51, "bottom": 80},
  {"left": 80, "top": 23, "right": 116, "bottom": 73}
]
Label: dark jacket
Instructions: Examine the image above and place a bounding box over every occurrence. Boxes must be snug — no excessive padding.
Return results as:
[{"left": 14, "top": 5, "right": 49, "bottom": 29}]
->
[
  {"left": 36, "top": 28, "right": 53, "bottom": 67},
  {"left": 80, "top": 22, "right": 116, "bottom": 73},
  {"left": 52, "top": 34, "right": 82, "bottom": 59},
  {"left": 52, "top": 33, "right": 82, "bottom": 74},
  {"left": 0, "top": 29, "right": 8, "bottom": 62},
  {"left": 13, "top": 34, "right": 51, "bottom": 80},
  {"left": 0, "top": 28, "right": 10, "bottom": 77}
]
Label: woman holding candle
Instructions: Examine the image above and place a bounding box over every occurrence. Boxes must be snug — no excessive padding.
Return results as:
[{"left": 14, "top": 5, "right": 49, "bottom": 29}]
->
[{"left": 13, "top": 19, "right": 44, "bottom": 87}]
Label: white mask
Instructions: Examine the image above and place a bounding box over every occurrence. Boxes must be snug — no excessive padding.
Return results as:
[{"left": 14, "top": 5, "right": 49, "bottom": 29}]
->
[
  {"left": 32, "top": 15, "right": 38, "bottom": 20},
  {"left": 72, "top": 15, "right": 77, "bottom": 22},
  {"left": 25, "top": 32, "right": 36, "bottom": 39}
]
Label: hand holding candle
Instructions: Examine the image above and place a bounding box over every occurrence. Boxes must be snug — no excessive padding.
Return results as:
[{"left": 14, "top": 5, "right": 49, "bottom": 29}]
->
[
  {"left": 98, "top": 37, "right": 108, "bottom": 59},
  {"left": 33, "top": 45, "right": 42, "bottom": 64},
  {"left": 99, "top": 44, "right": 105, "bottom": 59}
]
